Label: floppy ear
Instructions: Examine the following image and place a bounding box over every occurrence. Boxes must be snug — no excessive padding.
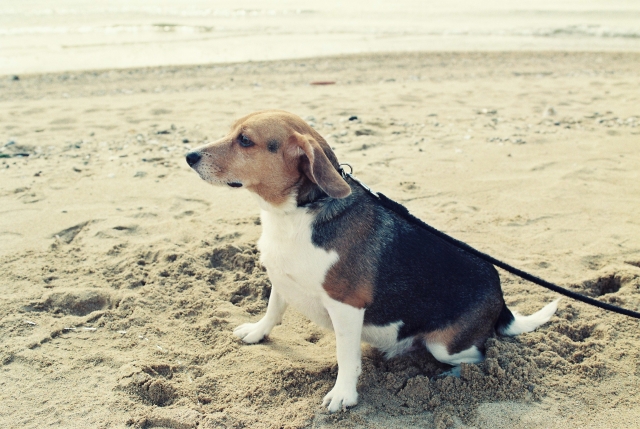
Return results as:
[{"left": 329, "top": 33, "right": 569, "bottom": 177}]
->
[{"left": 290, "top": 132, "right": 351, "bottom": 199}]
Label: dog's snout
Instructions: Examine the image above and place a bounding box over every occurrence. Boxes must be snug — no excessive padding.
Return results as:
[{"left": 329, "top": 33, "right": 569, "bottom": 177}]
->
[{"left": 186, "top": 152, "right": 202, "bottom": 167}]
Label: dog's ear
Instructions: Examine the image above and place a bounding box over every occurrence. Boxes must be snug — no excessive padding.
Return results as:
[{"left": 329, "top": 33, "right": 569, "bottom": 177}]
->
[{"left": 289, "top": 132, "right": 351, "bottom": 199}]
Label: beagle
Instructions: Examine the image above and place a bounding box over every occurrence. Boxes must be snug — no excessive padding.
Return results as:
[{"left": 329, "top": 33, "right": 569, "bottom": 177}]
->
[{"left": 186, "top": 110, "right": 558, "bottom": 412}]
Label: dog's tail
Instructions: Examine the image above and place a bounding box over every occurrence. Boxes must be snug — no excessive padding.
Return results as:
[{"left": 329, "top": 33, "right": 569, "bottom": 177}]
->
[{"left": 495, "top": 299, "right": 560, "bottom": 336}]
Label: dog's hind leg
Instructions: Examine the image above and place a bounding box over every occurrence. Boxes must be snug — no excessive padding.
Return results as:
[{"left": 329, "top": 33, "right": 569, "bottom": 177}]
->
[
  {"left": 233, "top": 288, "right": 288, "bottom": 344},
  {"left": 425, "top": 342, "right": 483, "bottom": 379},
  {"left": 422, "top": 322, "right": 487, "bottom": 368},
  {"left": 426, "top": 342, "right": 484, "bottom": 365},
  {"left": 321, "top": 297, "right": 365, "bottom": 413}
]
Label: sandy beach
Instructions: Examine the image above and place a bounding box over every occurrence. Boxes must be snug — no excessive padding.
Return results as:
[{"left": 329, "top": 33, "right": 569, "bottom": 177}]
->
[{"left": 1, "top": 51, "right": 639, "bottom": 428}]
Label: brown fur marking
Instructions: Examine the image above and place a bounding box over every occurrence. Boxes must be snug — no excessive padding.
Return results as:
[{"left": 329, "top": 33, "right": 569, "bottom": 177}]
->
[
  {"left": 423, "top": 294, "right": 503, "bottom": 354},
  {"left": 423, "top": 323, "right": 461, "bottom": 346},
  {"left": 320, "top": 203, "right": 377, "bottom": 309}
]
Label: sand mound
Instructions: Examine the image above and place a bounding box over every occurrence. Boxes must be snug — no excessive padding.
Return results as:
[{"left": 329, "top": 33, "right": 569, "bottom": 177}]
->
[{"left": 3, "top": 229, "right": 639, "bottom": 428}]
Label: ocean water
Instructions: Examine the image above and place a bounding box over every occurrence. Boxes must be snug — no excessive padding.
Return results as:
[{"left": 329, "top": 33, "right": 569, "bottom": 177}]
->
[{"left": 1, "top": 0, "right": 640, "bottom": 74}]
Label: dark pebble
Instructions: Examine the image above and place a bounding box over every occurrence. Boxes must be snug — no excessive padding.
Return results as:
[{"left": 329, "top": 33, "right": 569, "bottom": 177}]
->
[
  {"left": 349, "top": 116, "right": 358, "bottom": 121},
  {"left": 11, "top": 75, "right": 19, "bottom": 81},
  {"left": 182, "top": 138, "right": 189, "bottom": 143}
]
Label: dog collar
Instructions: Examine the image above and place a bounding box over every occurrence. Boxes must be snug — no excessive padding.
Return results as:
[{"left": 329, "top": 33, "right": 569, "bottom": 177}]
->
[{"left": 339, "top": 163, "right": 380, "bottom": 199}]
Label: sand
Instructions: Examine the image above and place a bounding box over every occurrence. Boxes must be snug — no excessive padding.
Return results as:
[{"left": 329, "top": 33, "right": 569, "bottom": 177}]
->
[{"left": 1, "top": 52, "right": 640, "bottom": 428}]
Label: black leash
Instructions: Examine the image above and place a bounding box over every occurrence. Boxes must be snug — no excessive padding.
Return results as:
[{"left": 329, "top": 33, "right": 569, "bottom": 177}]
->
[{"left": 339, "top": 165, "right": 640, "bottom": 320}]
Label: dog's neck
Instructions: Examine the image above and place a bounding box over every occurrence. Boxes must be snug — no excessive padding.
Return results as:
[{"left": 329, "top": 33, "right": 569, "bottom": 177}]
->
[
  {"left": 252, "top": 193, "right": 298, "bottom": 215},
  {"left": 251, "top": 175, "right": 357, "bottom": 223},
  {"left": 296, "top": 178, "right": 328, "bottom": 207}
]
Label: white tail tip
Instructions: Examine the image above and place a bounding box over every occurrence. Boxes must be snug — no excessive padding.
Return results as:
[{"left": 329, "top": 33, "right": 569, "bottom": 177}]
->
[{"left": 500, "top": 299, "right": 560, "bottom": 336}]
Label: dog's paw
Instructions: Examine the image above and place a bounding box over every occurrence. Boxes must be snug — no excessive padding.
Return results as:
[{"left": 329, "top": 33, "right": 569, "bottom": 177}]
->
[
  {"left": 322, "top": 384, "right": 358, "bottom": 413},
  {"left": 233, "top": 322, "right": 270, "bottom": 344},
  {"left": 434, "top": 366, "right": 461, "bottom": 379}
]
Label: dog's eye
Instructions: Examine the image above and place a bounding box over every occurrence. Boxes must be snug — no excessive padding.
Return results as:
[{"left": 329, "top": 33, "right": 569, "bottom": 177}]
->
[{"left": 238, "top": 134, "right": 254, "bottom": 148}]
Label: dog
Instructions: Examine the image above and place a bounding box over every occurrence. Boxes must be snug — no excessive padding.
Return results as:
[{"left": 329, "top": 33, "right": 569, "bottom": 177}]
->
[{"left": 185, "top": 110, "right": 558, "bottom": 412}]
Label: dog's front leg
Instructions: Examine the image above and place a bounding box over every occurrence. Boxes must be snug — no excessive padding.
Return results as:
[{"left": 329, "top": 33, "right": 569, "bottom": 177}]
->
[
  {"left": 233, "top": 287, "right": 288, "bottom": 344},
  {"left": 322, "top": 298, "right": 364, "bottom": 413}
]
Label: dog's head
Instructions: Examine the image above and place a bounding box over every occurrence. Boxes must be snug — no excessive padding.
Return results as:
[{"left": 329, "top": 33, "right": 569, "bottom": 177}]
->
[{"left": 186, "top": 110, "right": 351, "bottom": 207}]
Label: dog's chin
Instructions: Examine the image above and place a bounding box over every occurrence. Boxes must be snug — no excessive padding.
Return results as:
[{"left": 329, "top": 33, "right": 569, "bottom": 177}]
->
[{"left": 199, "top": 175, "right": 243, "bottom": 189}]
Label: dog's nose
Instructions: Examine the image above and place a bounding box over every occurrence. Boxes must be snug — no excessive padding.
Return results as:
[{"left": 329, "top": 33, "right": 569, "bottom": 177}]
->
[{"left": 186, "top": 152, "right": 201, "bottom": 167}]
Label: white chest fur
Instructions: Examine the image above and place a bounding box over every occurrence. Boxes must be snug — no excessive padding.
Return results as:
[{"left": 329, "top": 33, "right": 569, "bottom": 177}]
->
[{"left": 256, "top": 204, "right": 338, "bottom": 330}]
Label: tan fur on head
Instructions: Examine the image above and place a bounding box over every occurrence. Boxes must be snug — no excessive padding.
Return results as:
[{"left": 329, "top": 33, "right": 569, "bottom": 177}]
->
[{"left": 190, "top": 110, "right": 350, "bottom": 206}]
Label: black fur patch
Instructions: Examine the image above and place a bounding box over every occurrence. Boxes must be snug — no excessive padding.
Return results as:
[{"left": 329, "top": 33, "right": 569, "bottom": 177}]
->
[
  {"left": 310, "top": 181, "right": 504, "bottom": 348},
  {"left": 267, "top": 139, "right": 280, "bottom": 153}
]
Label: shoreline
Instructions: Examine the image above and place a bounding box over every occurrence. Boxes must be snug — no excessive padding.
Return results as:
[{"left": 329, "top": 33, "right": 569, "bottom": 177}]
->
[{"left": 4, "top": 49, "right": 640, "bottom": 78}]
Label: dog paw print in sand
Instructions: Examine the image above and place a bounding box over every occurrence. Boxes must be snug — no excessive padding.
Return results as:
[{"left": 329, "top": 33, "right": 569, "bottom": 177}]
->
[{"left": 117, "top": 363, "right": 180, "bottom": 407}]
